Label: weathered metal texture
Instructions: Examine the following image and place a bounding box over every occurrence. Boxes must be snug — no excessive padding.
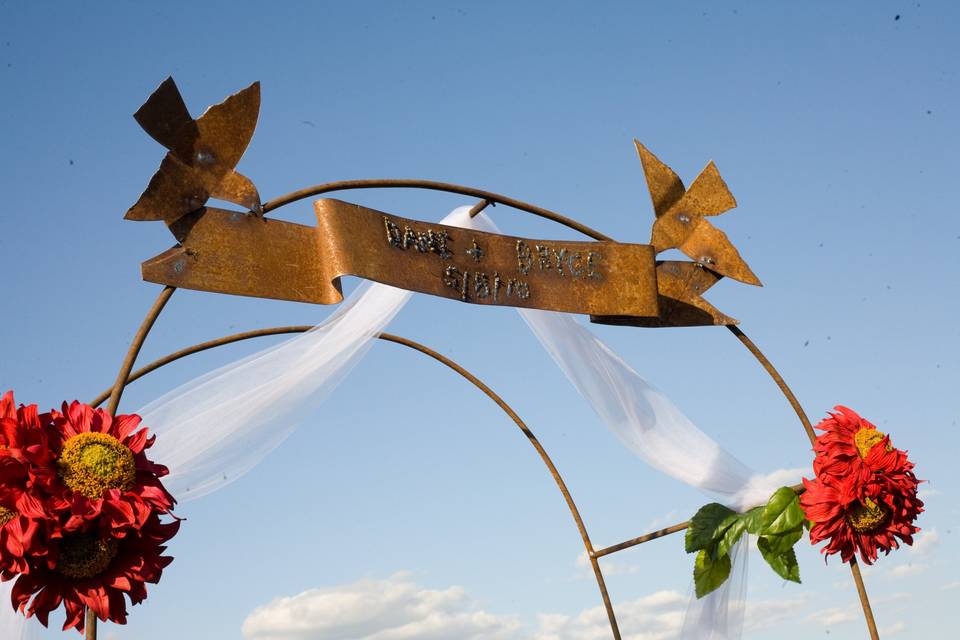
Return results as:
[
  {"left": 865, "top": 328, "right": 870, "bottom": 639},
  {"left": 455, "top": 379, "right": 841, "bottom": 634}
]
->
[
  {"left": 123, "top": 80, "right": 756, "bottom": 327},
  {"left": 592, "top": 260, "right": 735, "bottom": 327},
  {"left": 141, "top": 199, "right": 661, "bottom": 317},
  {"left": 635, "top": 141, "right": 761, "bottom": 287},
  {"left": 114, "top": 78, "right": 883, "bottom": 640},
  {"left": 145, "top": 207, "right": 334, "bottom": 304},
  {"left": 126, "top": 77, "right": 262, "bottom": 224}
]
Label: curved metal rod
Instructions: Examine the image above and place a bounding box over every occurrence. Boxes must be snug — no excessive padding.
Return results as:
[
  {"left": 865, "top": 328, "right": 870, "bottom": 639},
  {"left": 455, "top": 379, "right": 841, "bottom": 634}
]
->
[
  {"left": 261, "top": 179, "right": 613, "bottom": 242},
  {"left": 105, "top": 286, "right": 176, "bottom": 415},
  {"left": 89, "top": 326, "right": 313, "bottom": 409},
  {"left": 96, "top": 181, "right": 877, "bottom": 639},
  {"left": 89, "top": 326, "right": 623, "bottom": 640},
  {"left": 726, "top": 326, "right": 817, "bottom": 445},
  {"left": 86, "top": 285, "right": 176, "bottom": 640},
  {"left": 726, "top": 325, "right": 880, "bottom": 640}
]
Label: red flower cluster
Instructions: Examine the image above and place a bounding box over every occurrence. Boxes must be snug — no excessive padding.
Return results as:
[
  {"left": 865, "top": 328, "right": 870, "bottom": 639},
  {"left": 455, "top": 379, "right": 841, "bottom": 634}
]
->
[
  {"left": 0, "top": 391, "right": 179, "bottom": 633},
  {"left": 800, "top": 406, "right": 922, "bottom": 564}
]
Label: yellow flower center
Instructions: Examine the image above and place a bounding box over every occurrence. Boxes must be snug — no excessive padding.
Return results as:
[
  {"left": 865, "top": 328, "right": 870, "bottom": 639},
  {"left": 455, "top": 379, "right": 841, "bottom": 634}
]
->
[
  {"left": 58, "top": 432, "right": 136, "bottom": 499},
  {"left": 0, "top": 506, "right": 16, "bottom": 527},
  {"left": 57, "top": 533, "right": 118, "bottom": 579},
  {"left": 854, "top": 428, "right": 887, "bottom": 459},
  {"left": 847, "top": 497, "right": 889, "bottom": 533}
]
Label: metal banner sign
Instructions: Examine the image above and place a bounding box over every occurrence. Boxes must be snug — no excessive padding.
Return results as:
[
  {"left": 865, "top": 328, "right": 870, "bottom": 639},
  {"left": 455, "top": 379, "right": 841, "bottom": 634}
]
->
[
  {"left": 142, "top": 199, "right": 660, "bottom": 317},
  {"left": 127, "top": 76, "right": 763, "bottom": 327}
]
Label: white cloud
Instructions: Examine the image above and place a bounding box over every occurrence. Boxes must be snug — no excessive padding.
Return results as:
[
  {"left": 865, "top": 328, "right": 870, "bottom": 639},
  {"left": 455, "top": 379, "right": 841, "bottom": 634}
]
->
[
  {"left": 743, "top": 596, "right": 810, "bottom": 633},
  {"left": 643, "top": 510, "right": 679, "bottom": 532},
  {"left": 888, "top": 563, "right": 927, "bottom": 578},
  {"left": 244, "top": 572, "right": 820, "bottom": 640},
  {"left": 879, "top": 621, "right": 906, "bottom": 635},
  {"left": 532, "top": 590, "right": 687, "bottom": 640},
  {"left": 917, "top": 487, "right": 940, "bottom": 500},
  {"left": 576, "top": 552, "right": 642, "bottom": 578},
  {"left": 941, "top": 581, "right": 960, "bottom": 591},
  {"left": 910, "top": 528, "right": 940, "bottom": 555},
  {"left": 807, "top": 604, "right": 858, "bottom": 626},
  {"left": 876, "top": 592, "right": 912, "bottom": 605},
  {"left": 735, "top": 468, "right": 809, "bottom": 510},
  {"left": 241, "top": 573, "right": 522, "bottom": 640},
  {"left": 857, "top": 563, "right": 877, "bottom": 578}
]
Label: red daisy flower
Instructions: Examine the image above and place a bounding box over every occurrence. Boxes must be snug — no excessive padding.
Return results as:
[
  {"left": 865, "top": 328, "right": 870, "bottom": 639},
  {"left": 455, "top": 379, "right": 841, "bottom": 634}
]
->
[
  {"left": 45, "top": 402, "right": 176, "bottom": 536},
  {"left": 0, "top": 394, "right": 180, "bottom": 633},
  {"left": 0, "top": 391, "right": 57, "bottom": 489},
  {"left": 800, "top": 406, "right": 923, "bottom": 564},
  {"left": 0, "top": 391, "right": 56, "bottom": 576},
  {"left": 11, "top": 513, "right": 180, "bottom": 632}
]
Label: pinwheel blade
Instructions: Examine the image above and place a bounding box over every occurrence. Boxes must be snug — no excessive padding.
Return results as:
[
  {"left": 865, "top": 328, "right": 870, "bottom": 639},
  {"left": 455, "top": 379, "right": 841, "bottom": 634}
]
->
[
  {"left": 134, "top": 77, "right": 197, "bottom": 151},
  {"left": 635, "top": 140, "right": 685, "bottom": 218},
  {"left": 125, "top": 154, "right": 209, "bottom": 223},
  {"left": 211, "top": 170, "right": 262, "bottom": 214},
  {"left": 679, "top": 161, "right": 737, "bottom": 217}
]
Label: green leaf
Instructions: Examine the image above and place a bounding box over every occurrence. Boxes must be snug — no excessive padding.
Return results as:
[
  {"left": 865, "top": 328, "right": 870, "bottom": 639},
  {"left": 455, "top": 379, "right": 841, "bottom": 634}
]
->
[
  {"left": 760, "top": 528, "right": 804, "bottom": 556},
  {"left": 685, "top": 503, "right": 737, "bottom": 553},
  {"left": 717, "top": 517, "right": 748, "bottom": 558},
  {"left": 741, "top": 506, "right": 767, "bottom": 535},
  {"left": 694, "top": 547, "right": 733, "bottom": 598},
  {"left": 757, "top": 537, "right": 801, "bottom": 583},
  {"left": 761, "top": 487, "right": 805, "bottom": 535}
]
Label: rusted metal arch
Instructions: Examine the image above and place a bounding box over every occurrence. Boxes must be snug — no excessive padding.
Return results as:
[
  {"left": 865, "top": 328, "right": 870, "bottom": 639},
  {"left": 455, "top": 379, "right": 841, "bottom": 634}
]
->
[
  {"left": 267, "top": 181, "right": 877, "bottom": 637},
  {"left": 85, "top": 191, "right": 622, "bottom": 640},
  {"left": 727, "top": 326, "right": 879, "bottom": 639},
  {"left": 92, "top": 319, "right": 624, "bottom": 639},
  {"left": 85, "top": 285, "right": 175, "bottom": 638},
  {"left": 89, "top": 183, "right": 879, "bottom": 639}
]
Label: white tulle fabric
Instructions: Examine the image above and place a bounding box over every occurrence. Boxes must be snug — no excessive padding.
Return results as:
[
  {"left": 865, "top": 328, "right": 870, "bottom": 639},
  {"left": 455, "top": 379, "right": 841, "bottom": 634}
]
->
[
  {"left": 0, "top": 203, "right": 792, "bottom": 639},
  {"left": 680, "top": 538, "right": 749, "bottom": 640},
  {"left": 0, "top": 207, "right": 468, "bottom": 638},
  {"left": 140, "top": 280, "right": 411, "bottom": 500},
  {"left": 463, "top": 211, "right": 794, "bottom": 639},
  {"left": 142, "top": 204, "right": 475, "bottom": 501}
]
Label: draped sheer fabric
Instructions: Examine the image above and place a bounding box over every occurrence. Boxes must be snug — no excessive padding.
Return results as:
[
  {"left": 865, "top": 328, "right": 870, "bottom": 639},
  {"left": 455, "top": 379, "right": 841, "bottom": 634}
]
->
[
  {"left": 464, "top": 211, "right": 797, "bottom": 639},
  {"left": 0, "top": 203, "right": 798, "bottom": 638},
  {"left": 142, "top": 205, "right": 473, "bottom": 501},
  {"left": 0, "top": 206, "right": 468, "bottom": 636},
  {"left": 680, "top": 537, "right": 749, "bottom": 640}
]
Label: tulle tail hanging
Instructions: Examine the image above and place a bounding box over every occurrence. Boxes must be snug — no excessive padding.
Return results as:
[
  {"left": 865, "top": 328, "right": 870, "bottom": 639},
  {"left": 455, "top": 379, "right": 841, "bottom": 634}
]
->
[
  {"left": 0, "top": 203, "right": 796, "bottom": 638},
  {"left": 141, "top": 205, "right": 476, "bottom": 501},
  {"left": 461, "top": 210, "right": 798, "bottom": 640},
  {"left": 0, "top": 205, "right": 474, "bottom": 636},
  {"left": 680, "top": 537, "right": 749, "bottom": 640}
]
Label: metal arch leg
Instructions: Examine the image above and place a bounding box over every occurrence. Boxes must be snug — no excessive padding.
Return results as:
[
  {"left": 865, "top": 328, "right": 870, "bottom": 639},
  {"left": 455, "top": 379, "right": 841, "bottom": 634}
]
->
[
  {"left": 727, "top": 325, "right": 880, "bottom": 640},
  {"left": 90, "top": 326, "right": 624, "bottom": 639},
  {"left": 85, "top": 285, "right": 176, "bottom": 640}
]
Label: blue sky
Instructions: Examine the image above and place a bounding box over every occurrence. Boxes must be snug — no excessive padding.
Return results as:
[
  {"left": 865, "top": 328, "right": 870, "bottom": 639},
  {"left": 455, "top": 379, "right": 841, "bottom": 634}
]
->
[{"left": 1, "top": 1, "right": 958, "bottom": 638}]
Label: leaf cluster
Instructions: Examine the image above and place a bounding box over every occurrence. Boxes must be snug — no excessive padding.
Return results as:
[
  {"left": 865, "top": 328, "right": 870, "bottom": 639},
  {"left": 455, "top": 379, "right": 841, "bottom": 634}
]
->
[{"left": 685, "top": 487, "right": 806, "bottom": 598}]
